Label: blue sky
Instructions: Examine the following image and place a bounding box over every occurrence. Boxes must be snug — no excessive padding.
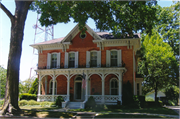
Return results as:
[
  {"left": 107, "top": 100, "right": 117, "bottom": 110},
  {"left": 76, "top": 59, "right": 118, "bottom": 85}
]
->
[{"left": 0, "top": 0, "right": 174, "bottom": 81}]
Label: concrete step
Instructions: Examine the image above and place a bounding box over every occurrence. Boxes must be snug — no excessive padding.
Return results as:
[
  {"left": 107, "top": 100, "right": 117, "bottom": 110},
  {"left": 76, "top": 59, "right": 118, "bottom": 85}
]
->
[{"left": 66, "top": 102, "right": 82, "bottom": 109}]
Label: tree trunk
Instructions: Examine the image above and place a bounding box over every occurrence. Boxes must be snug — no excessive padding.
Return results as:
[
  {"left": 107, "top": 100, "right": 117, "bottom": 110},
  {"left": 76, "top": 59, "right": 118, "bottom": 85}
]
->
[
  {"left": 154, "top": 82, "right": 158, "bottom": 104},
  {"left": 0, "top": 1, "right": 32, "bottom": 115}
]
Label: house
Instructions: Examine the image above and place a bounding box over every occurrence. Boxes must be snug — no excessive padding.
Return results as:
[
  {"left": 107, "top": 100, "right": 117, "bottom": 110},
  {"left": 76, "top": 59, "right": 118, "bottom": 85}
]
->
[{"left": 30, "top": 24, "right": 143, "bottom": 108}]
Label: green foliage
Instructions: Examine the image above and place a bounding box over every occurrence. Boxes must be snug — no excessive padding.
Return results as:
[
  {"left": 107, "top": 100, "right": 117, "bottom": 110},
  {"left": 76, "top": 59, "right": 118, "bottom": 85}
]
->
[
  {"left": 145, "top": 97, "right": 154, "bottom": 101},
  {"left": 40, "top": 101, "right": 55, "bottom": 107},
  {"left": 19, "top": 78, "right": 35, "bottom": 94},
  {"left": 139, "top": 31, "right": 176, "bottom": 103},
  {"left": 165, "top": 86, "right": 179, "bottom": 105},
  {"left": 85, "top": 96, "right": 96, "bottom": 109},
  {"left": 28, "top": 78, "right": 38, "bottom": 94},
  {"left": 55, "top": 96, "right": 64, "bottom": 107},
  {"left": 19, "top": 100, "right": 28, "bottom": 106},
  {"left": 28, "top": 100, "right": 39, "bottom": 105},
  {"left": 0, "top": 66, "right": 7, "bottom": 98},
  {"left": 19, "top": 93, "right": 37, "bottom": 101},
  {"left": 0, "top": 99, "right": 4, "bottom": 107},
  {"left": 30, "top": 1, "right": 157, "bottom": 36}
]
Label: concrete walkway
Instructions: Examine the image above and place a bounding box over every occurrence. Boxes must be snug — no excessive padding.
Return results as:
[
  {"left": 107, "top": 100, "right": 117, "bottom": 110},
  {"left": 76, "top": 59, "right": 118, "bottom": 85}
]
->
[{"left": 164, "top": 106, "right": 180, "bottom": 114}]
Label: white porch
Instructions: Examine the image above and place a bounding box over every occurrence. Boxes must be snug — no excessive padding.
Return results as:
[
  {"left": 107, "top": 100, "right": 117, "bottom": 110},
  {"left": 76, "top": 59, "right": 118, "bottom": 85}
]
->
[{"left": 36, "top": 67, "right": 126, "bottom": 108}]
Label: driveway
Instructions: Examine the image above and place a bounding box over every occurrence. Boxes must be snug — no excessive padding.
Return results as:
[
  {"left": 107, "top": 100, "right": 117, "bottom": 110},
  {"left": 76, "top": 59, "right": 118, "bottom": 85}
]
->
[{"left": 164, "top": 106, "right": 180, "bottom": 114}]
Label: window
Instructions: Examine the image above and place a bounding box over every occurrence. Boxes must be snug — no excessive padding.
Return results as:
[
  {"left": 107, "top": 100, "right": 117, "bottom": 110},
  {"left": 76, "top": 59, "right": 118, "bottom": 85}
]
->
[
  {"left": 69, "top": 53, "right": 75, "bottom": 68},
  {"left": 137, "top": 83, "right": 139, "bottom": 95},
  {"left": 90, "top": 52, "right": 97, "bottom": 67},
  {"left": 51, "top": 54, "right": 57, "bottom": 68},
  {"left": 49, "top": 80, "right": 57, "bottom": 94},
  {"left": 110, "top": 79, "right": 118, "bottom": 95},
  {"left": 111, "top": 51, "right": 117, "bottom": 66},
  {"left": 80, "top": 32, "right": 87, "bottom": 39}
]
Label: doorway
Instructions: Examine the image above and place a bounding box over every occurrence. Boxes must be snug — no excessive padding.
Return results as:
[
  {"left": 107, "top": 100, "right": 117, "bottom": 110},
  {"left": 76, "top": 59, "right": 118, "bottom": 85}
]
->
[{"left": 74, "top": 76, "right": 83, "bottom": 101}]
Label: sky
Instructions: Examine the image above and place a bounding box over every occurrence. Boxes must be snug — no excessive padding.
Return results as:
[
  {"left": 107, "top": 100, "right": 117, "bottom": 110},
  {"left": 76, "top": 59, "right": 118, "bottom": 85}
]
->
[{"left": 0, "top": 0, "right": 174, "bottom": 81}]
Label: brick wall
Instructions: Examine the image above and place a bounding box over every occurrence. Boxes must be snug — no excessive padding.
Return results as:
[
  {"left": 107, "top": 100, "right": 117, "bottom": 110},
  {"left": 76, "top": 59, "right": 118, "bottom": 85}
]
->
[{"left": 39, "top": 31, "right": 134, "bottom": 96}]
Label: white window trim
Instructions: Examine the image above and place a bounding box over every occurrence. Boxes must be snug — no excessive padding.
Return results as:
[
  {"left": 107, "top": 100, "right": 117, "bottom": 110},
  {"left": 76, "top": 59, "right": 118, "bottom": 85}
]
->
[
  {"left": 106, "top": 49, "right": 122, "bottom": 67},
  {"left": 68, "top": 51, "right": 78, "bottom": 68},
  {"left": 51, "top": 52, "right": 58, "bottom": 69},
  {"left": 110, "top": 78, "right": 119, "bottom": 95},
  {"left": 47, "top": 52, "right": 61, "bottom": 69},
  {"left": 87, "top": 50, "right": 101, "bottom": 68},
  {"left": 49, "top": 79, "right": 57, "bottom": 95}
]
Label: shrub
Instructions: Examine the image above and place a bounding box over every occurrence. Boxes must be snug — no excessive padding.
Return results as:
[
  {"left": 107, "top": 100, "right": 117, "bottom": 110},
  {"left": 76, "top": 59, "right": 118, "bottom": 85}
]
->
[
  {"left": 19, "top": 100, "right": 28, "bottom": 106},
  {"left": 28, "top": 78, "right": 38, "bottom": 94},
  {"left": 145, "top": 101, "right": 163, "bottom": 107},
  {"left": 0, "top": 99, "right": 4, "bottom": 107},
  {"left": 55, "top": 96, "right": 64, "bottom": 107},
  {"left": 19, "top": 93, "right": 37, "bottom": 101},
  {"left": 168, "top": 100, "right": 175, "bottom": 106},
  {"left": 28, "top": 100, "right": 39, "bottom": 105},
  {"left": 85, "top": 96, "right": 96, "bottom": 109},
  {"left": 40, "top": 101, "right": 55, "bottom": 107}
]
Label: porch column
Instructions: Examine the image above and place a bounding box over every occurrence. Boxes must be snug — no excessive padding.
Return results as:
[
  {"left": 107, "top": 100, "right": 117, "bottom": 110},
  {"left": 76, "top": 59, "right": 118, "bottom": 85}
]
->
[
  {"left": 118, "top": 72, "right": 122, "bottom": 104},
  {"left": 85, "top": 71, "right": 88, "bottom": 102},
  {"left": 52, "top": 76, "right": 55, "bottom": 102},
  {"left": 45, "top": 76, "right": 47, "bottom": 94},
  {"left": 101, "top": 74, "right": 105, "bottom": 103},
  {"left": 37, "top": 75, "right": 42, "bottom": 101},
  {"left": 67, "top": 71, "right": 70, "bottom": 101}
]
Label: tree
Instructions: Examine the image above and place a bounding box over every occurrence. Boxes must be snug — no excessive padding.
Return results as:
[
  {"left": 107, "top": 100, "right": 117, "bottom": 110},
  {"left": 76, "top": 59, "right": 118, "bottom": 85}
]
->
[
  {"left": 30, "top": 1, "right": 157, "bottom": 37},
  {"left": 0, "top": 1, "right": 32, "bottom": 115},
  {"left": 19, "top": 78, "right": 34, "bottom": 94},
  {"left": 139, "top": 32, "right": 176, "bottom": 103},
  {"left": 0, "top": 1, "right": 157, "bottom": 115},
  {"left": 0, "top": 66, "right": 7, "bottom": 98},
  {"left": 28, "top": 78, "right": 38, "bottom": 94}
]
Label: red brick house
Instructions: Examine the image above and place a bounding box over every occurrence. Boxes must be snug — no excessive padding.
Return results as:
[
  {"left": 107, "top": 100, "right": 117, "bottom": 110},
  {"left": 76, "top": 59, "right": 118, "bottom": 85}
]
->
[{"left": 30, "top": 24, "right": 143, "bottom": 108}]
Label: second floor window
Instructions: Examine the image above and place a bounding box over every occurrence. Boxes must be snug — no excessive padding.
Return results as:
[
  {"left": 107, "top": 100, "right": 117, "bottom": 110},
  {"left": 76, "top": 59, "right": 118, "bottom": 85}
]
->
[
  {"left": 111, "top": 51, "right": 117, "bottom": 66},
  {"left": 69, "top": 53, "right": 75, "bottom": 68},
  {"left": 90, "top": 52, "right": 97, "bottom": 67},
  {"left": 51, "top": 54, "right": 57, "bottom": 68}
]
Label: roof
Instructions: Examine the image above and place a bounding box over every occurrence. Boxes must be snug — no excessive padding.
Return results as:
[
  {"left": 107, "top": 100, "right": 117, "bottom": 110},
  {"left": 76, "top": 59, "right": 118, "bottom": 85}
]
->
[
  {"left": 33, "top": 37, "right": 64, "bottom": 46},
  {"left": 31, "top": 24, "right": 140, "bottom": 46}
]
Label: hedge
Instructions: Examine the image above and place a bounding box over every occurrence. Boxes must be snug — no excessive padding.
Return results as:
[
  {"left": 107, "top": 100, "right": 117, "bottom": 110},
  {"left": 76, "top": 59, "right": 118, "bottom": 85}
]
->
[{"left": 19, "top": 93, "right": 37, "bottom": 101}]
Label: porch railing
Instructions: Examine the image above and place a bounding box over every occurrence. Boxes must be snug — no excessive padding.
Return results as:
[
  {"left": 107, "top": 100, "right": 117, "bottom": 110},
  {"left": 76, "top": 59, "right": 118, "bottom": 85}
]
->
[
  {"left": 37, "top": 95, "right": 67, "bottom": 102},
  {"left": 88, "top": 95, "right": 121, "bottom": 103}
]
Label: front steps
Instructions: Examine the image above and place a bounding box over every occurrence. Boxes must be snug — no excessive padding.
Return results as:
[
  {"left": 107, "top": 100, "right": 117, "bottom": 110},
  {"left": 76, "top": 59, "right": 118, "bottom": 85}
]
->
[{"left": 66, "top": 102, "right": 82, "bottom": 109}]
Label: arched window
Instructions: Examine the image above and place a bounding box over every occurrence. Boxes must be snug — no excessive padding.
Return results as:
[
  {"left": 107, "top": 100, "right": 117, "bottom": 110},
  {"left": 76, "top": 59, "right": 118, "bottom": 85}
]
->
[
  {"left": 49, "top": 79, "right": 57, "bottom": 94},
  {"left": 110, "top": 78, "right": 118, "bottom": 95}
]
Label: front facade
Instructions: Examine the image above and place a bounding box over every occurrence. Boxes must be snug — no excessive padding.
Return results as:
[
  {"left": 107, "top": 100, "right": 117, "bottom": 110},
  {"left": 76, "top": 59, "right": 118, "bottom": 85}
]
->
[{"left": 30, "top": 24, "right": 143, "bottom": 108}]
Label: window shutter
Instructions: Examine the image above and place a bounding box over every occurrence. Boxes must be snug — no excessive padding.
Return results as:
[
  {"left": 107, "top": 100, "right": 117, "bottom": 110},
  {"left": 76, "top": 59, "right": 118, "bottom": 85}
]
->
[
  {"left": 106, "top": 50, "right": 110, "bottom": 67},
  {"left": 57, "top": 52, "right": 61, "bottom": 68},
  {"left": 117, "top": 50, "right": 122, "bottom": 67},
  {"left": 75, "top": 52, "right": 79, "bottom": 68},
  {"left": 97, "top": 51, "right": 101, "bottom": 67},
  {"left": 86, "top": 51, "right": 90, "bottom": 68},
  {"left": 47, "top": 53, "right": 51, "bottom": 69},
  {"left": 64, "top": 52, "right": 68, "bottom": 68}
]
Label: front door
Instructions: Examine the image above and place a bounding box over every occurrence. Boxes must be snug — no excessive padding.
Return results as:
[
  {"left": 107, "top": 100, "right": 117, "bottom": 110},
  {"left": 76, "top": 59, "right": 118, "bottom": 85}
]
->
[{"left": 75, "top": 82, "right": 82, "bottom": 100}]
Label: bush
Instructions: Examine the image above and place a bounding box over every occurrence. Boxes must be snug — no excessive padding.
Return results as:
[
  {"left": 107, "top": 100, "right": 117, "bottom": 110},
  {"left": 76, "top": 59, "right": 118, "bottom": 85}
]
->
[
  {"left": 85, "top": 96, "right": 96, "bottom": 109},
  {"left": 0, "top": 99, "right": 4, "bottom": 107},
  {"left": 40, "top": 101, "right": 55, "bottom": 107},
  {"left": 19, "top": 93, "right": 37, "bottom": 101},
  {"left": 55, "top": 96, "right": 64, "bottom": 107},
  {"left": 19, "top": 100, "right": 28, "bottom": 106},
  {"left": 28, "top": 78, "right": 38, "bottom": 94},
  {"left": 145, "top": 101, "right": 163, "bottom": 107},
  {"left": 28, "top": 100, "right": 39, "bottom": 105},
  {"left": 168, "top": 100, "right": 175, "bottom": 106}
]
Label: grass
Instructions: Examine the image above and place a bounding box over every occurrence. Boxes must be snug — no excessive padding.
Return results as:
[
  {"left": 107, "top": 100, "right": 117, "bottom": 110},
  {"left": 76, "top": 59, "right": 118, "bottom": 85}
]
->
[
  {"left": 69, "top": 106, "right": 178, "bottom": 115},
  {"left": 20, "top": 106, "right": 59, "bottom": 111}
]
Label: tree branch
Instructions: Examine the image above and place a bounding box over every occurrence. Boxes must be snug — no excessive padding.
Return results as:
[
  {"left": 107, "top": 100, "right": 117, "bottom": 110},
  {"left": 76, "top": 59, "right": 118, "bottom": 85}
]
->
[{"left": 0, "top": 2, "right": 14, "bottom": 22}]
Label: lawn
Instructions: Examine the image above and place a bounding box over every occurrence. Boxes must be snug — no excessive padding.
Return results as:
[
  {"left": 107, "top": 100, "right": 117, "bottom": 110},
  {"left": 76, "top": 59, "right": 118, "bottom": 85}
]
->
[{"left": 69, "top": 106, "right": 178, "bottom": 115}]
